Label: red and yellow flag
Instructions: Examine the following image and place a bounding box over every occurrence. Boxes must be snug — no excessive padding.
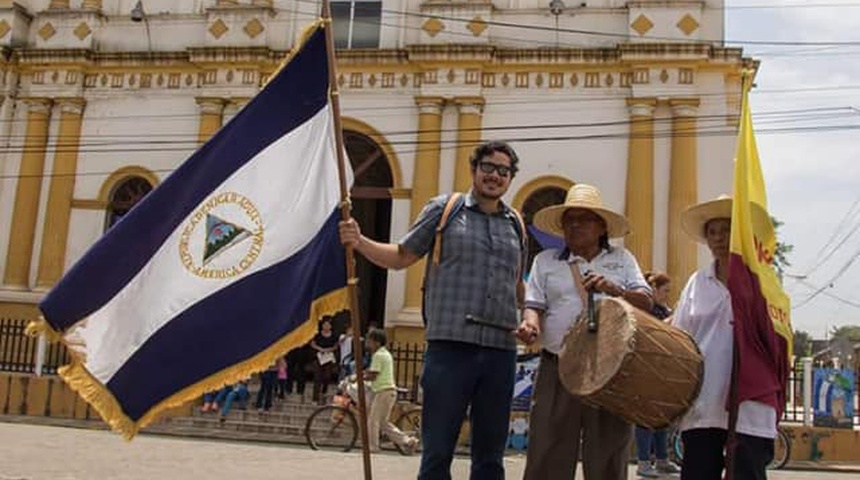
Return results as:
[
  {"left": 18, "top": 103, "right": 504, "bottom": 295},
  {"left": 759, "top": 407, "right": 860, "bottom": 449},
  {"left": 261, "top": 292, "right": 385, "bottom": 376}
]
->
[{"left": 728, "top": 72, "right": 793, "bottom": 417}]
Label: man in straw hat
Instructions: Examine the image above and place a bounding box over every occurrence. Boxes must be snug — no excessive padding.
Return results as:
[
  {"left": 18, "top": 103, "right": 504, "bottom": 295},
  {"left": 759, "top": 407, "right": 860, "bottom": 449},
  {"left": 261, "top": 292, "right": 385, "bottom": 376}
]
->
[
  {"left": 516, "top": 183, "right": 652, "bottom": 480},
  {"left": 340, "top": 140, "right": 526, "bottom": 480},
  {"left": 672, "top": 195, "right": 776, "bottom": 480}
]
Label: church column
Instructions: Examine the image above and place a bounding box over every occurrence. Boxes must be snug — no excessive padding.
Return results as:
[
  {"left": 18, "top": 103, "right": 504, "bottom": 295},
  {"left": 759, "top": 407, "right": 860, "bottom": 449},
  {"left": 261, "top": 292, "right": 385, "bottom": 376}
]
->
[
  {"left": 195, "top": 97, "right": 226, "bottom": 145},
  {"left": 624, "top": 98, "right": 656, "bottom": 272},
  {"left": 399, "top": 96, "right": 444, "bottom": 328},
  {"left": 36, "top": 98, "right": 86, "bottom": 289},
  {"left": 667, "top": 98, "right": 700, "bottom": 300},
  {"left": 4, "top": 98, "right": 52, "bottom": 288},
  {"left": 452, "top": 96, "right": 484, "bottom": 193}
]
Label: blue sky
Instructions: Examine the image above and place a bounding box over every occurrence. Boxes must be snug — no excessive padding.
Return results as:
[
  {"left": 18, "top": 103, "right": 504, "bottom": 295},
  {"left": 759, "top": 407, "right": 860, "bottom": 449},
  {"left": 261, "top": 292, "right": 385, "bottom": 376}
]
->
[{"left": 726, "top": 1, "right": 860, "bottom": 338}]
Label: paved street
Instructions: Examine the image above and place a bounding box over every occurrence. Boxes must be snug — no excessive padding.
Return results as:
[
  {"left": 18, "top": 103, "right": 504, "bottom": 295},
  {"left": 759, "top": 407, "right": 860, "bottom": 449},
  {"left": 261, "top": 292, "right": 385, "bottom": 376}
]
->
[{"left": 1, "top": 422, "right": 857, "bottom": 480}]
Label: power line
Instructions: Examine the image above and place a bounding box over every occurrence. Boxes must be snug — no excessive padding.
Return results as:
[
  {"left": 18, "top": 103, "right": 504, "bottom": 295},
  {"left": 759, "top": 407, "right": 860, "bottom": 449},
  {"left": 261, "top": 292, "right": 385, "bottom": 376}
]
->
[
  {"left": 800, "top": 195, "right": 860, "bottom": 277},
  {"left": 3, "top": 120, "right": 860, "bottom": 180},
  {"left": 793, "top": 245, "right": 860, "bottom": 310},
  {"left": 789, "top": 277, "right": 860, "bottom": 310},
  {"left": 287, "top": 0, "right": 860, "bottom": 47},
  {"left": 0, "top": 106, "right": 848, "bottom": 143}
]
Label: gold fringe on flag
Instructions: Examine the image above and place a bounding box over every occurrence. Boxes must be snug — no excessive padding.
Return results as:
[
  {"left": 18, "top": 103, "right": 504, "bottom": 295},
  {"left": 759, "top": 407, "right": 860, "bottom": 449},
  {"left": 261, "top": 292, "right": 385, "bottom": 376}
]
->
[{"left": 58, "top": 287, "right": 349, "bottom": 439}]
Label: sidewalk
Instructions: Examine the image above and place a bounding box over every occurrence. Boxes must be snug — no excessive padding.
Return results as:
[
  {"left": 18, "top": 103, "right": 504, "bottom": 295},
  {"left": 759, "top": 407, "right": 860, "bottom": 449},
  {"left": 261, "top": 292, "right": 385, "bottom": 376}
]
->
[{"left": 3, "top": 422, "right": 860, "bottom": 480}]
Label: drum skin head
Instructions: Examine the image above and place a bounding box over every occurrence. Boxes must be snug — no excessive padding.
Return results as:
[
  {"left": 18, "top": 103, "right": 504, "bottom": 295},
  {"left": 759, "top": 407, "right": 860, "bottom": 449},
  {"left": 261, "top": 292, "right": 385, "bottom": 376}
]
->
[{"left": 558, "top": 297, "right": 635, "bottom": 396}]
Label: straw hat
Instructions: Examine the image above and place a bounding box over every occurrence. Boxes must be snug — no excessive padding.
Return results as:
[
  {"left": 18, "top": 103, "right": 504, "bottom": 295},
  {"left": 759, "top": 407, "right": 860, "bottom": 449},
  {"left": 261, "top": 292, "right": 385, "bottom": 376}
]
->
[
  {"left": 532, "top": 184, "right": 629, "bottom": 238},
  {"left": 681, "top": 195, "right": 732, "bottom": 243},
  {"left": 681, "top": 195, "right": 771, "bottom": 243}
]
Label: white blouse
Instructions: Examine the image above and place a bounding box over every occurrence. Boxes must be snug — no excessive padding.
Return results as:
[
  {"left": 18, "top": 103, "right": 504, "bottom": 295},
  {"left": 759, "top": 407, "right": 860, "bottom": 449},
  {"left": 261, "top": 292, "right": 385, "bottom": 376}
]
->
[{"left": 673, "top": 263, "right": 777, "bottom": 439}]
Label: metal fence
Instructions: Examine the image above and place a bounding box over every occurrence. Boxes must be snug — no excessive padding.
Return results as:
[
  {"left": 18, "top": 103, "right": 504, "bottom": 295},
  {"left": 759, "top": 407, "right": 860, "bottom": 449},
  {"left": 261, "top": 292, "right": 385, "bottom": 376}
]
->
[
  {"left": 389, "top": 341, "right": 424, "bottom": 402},
  {"left": 0, "top": 316, "right": 71, "bottom": 375},
  {"left": 1, "top": 321, "right": 858, "bottom": 426},
  {"left": 0, "top": 317, "right": 37, "bottom": 374}
]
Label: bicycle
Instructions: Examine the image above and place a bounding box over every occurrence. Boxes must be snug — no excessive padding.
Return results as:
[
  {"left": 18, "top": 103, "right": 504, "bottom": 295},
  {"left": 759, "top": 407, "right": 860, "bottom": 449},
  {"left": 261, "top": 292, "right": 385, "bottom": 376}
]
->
[
  {"left": 304, "top": 376, "right": 422, "bottom": 455},
  {"left": 669, "top": 426, "right": 791, "bottom": 470}
]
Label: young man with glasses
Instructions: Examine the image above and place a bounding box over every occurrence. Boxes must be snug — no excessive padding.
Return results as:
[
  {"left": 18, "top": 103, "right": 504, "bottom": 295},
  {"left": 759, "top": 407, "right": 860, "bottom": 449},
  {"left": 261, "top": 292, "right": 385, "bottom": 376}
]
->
[{"left": 339, "top": 141, "right": 526, "bottom": 480}]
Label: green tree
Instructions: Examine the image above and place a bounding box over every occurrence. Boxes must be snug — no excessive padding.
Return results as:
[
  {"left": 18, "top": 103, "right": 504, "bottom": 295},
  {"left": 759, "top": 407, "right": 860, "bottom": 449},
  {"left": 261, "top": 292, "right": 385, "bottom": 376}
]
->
[
  {"left": 830, "top": 325, "right": 860, "bottom": 343},
  {"left": 793, "top": 330, "right": 813, "bottom": 357},
  {"left": 772, "top": 216, "right": 793, "bottom": 282}
]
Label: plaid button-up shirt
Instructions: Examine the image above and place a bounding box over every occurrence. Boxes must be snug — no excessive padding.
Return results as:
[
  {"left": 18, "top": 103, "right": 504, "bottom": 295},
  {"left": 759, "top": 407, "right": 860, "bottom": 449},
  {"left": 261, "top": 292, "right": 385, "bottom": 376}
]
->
[{"left": 400, "top": 193, "right": 525, "bottom": 351}]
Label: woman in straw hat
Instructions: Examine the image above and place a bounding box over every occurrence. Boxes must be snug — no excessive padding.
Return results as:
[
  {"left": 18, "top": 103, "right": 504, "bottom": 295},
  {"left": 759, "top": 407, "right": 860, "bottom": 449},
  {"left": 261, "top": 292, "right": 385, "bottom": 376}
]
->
[
  {"left": 516, "top": 183, "right": 653, "bottom": 480},
  {"left": 673, "top": 196, "right": 776, "bottom": 480}
]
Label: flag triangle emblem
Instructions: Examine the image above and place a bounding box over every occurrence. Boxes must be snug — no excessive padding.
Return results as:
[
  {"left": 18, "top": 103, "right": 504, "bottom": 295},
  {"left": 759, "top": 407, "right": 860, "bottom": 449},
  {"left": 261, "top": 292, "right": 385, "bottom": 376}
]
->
[{"left": 204, "top": 214, "right": 251, "bottom": 265}]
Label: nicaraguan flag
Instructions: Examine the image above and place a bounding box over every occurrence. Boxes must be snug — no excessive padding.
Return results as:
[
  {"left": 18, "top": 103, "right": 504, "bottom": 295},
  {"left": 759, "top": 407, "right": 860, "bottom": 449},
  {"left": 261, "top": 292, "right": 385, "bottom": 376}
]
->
[{"left": 33, "top": 23, "right": 349, "bottom": 438}]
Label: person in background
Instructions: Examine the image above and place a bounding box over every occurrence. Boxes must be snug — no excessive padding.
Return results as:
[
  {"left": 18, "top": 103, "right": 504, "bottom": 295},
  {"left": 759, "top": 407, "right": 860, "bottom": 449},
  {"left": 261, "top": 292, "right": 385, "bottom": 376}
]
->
[
  {"left": 217, "top": 379, "right": 250, "bottom": 423},
  {"left": 339, "top": 324, "right": 355, "bottom": 379},
  {"left": 310, "top": 318, "right": 339, "bottom": 404},
  {"left": 276, "top": 356, "right": 288, "bottom": 400},
  {"left": 364, "top": 327, "right": 419, "bottom": 454},
  {"left": 255, "top": 361, "right": 278, "bottom": 412},
  {"left": 635, "top": 271, "right": 681, "bottom": 478}
]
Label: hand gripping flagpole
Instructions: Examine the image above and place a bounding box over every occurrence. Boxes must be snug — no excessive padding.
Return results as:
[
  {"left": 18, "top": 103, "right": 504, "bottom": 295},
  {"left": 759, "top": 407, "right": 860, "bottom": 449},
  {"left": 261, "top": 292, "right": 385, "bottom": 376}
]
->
[{"left": 320, "top": 1, "right": 374, "bottom": 478}]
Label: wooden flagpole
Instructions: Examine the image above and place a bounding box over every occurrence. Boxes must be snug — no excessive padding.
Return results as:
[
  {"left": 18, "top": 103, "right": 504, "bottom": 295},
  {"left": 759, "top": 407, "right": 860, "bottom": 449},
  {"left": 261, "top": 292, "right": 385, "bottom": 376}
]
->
[{"left": 320, "top": 1, "right": 374, "bottom": 478}]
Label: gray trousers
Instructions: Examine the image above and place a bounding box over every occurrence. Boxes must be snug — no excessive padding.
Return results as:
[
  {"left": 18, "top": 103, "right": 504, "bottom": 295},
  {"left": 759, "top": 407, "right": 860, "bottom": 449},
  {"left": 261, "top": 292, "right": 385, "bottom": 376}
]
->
[{"left": 523, "top": 351, "right": 632, "bottom": 480}]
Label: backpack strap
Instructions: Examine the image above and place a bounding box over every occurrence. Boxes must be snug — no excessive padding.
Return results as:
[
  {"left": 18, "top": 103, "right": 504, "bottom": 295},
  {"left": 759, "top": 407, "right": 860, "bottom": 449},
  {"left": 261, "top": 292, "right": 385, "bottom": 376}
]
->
[
  {"left": 508, "top": 207, "right": 527, "bottom": 279},
  {"left": 431, "top": 192, "right": 464, "bottom": 267}
]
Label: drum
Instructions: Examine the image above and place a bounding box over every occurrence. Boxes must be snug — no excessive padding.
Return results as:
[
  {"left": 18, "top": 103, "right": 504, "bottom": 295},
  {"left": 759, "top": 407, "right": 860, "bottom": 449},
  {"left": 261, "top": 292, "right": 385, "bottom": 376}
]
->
[{"left": 558, "top": 297, "right": 704, "bottom": 429}]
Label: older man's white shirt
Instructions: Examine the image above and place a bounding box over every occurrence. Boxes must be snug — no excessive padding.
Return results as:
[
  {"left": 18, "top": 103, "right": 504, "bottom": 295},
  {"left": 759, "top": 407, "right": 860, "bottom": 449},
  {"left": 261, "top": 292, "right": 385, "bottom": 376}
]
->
[
  {"left": 673, "top": 262, "right": 777, "bottom": 439},
  {"left": 524, "top": 247, "right": 650, "bottom": 355}
]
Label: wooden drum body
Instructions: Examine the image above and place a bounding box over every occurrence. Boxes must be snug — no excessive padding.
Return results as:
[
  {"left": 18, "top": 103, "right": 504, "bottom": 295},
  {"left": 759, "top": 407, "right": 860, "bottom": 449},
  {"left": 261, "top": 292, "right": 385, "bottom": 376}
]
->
[{"left": 558, "top": 297, "right": 704, "bottom": 429}]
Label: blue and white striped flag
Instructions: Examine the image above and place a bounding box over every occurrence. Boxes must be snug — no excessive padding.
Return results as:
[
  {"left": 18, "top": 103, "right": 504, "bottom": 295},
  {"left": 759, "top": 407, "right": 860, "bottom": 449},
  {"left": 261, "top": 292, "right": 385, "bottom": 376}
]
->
[{"left": 34, "top": 24, "right": 349, "bottom": 438}]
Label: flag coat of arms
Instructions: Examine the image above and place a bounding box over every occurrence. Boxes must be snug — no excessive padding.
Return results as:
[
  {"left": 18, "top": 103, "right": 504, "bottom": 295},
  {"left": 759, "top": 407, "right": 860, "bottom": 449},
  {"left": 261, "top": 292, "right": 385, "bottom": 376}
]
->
[
  {"left": 727, "top": 75, "right": 793, "bottom": 418},
  {"left": 32, "top": 24, "right": 349, "bottom": 438}
]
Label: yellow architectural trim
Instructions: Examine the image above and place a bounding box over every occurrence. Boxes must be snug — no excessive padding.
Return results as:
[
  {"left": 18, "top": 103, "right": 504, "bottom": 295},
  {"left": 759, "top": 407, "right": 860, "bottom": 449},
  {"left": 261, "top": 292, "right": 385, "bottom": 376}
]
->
[
  {"left": 624, "top": 97, "right": 657, "bottom": 272},
  {"left": 402, "top": 96, "right": 444, "bottom": 313},
  {"left": 453, "top": 96, "right": 484, "bottom": 193},
  {"left": 512, "top": 175, "right": 574, "bottom": 211},
  {"left": 4, "top": 98, "right": 52, "bottom": 289},
  {"left": 96, "top": 166, "right": 160, "bottom": 203},
  {"left": 37, "top": 98, "right": 86, "bottom": 289},
  {"left": 71, "top": 199, "right": 109, "bottom": 210},
  {"left": 390, "top": 187, "right": 411, "bottom": 199},
  {"left": 667, "top": 98, "right": 700, "bottom": 303},
  {"left": 341, "top": 116, "right": 404, "bottom": 190},
  {"left": 196, "top": 97, "right": 225, "bottom": 145}
]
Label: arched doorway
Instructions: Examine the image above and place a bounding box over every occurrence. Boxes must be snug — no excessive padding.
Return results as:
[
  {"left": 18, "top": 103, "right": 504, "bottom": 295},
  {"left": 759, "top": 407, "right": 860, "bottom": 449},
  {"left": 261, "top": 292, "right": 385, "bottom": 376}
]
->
[
  {"left": 104, "top": 175, "right": 154, "bottom": 231},
  {"left": 521, "top": 186, "right": 567, "bottom": 275},
  {"left": 345, "top": 129, "right": 393, "bottom": 333}
]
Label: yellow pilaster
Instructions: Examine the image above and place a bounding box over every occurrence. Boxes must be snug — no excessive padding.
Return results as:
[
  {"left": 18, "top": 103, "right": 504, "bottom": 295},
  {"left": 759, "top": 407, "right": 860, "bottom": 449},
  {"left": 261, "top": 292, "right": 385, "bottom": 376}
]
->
[
  {"left": 624, "top": 98, "right": 656, "bottom": 272},
  {"left": 82, "top": 0, "right": 103, "bottom": 9},
  {"left": 48, "top": 0, "right": 69, "bottom": 8},
  {"left": 397, "top": 96, "right": 444, "bottom": 335},
  {"left": 453, "top": 96, "right": 484, "bottom": 193},
  {"left": 36, "top": 98, "right": 85, "bottom": 289},
  {"left": 4, "top": 99, "right": 52, "bottom": 289},
  {"left": 195, "top": 97, "right": 226, "bottom": 145},
  {"left": 667, "top": 98, "right": 701, "bottom": 301}
]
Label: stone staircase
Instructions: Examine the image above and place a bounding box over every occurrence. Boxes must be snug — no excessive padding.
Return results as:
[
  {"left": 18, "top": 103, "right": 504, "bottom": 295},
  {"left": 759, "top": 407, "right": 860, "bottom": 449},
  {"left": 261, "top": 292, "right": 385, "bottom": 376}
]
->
[{"left": 147, "top": 383, "right": 326, "bottom": 445}]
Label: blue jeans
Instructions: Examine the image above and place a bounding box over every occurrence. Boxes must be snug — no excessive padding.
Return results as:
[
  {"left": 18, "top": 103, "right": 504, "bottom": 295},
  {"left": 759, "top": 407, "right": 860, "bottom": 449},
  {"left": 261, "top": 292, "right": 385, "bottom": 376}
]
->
[
  {"left": 635, "top": 425, "right": 668, "bottom": 461},
  {"left": 418, "top": 341, "right": 516, "bottom": 480},
  {"left": 217, "top": 384, "right": 249, "bottom": 417}
]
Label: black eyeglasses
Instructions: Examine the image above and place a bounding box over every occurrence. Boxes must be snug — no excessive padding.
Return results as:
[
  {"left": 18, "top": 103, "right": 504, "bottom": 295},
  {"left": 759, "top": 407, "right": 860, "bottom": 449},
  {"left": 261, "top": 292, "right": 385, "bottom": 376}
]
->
[{"left": 478, "top": 161, "right": 514, "bottom": 177}]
